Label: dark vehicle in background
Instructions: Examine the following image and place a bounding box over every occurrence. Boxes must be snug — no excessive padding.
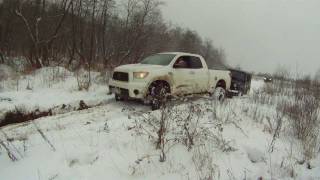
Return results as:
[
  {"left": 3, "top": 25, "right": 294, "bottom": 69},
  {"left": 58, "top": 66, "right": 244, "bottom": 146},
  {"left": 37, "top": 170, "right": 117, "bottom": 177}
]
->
[
  {"left": 263, "top": 76, "right": 273, "bottom": 83},
  {"left": 228, "top": 69, "right": 252, "bottom": 96}
]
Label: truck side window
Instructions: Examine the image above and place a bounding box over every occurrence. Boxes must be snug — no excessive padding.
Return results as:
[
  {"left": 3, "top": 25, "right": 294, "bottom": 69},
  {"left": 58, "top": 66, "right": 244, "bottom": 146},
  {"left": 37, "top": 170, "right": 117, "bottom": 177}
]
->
[
  {"left": 173, "top": 57, "right": 188, "bottom": 68},
  {"left": 174, "top": 56, "right": 203, "bottom": 69},
  {"left": 189, "top": 56, "right": 203, "bottom": 69}
]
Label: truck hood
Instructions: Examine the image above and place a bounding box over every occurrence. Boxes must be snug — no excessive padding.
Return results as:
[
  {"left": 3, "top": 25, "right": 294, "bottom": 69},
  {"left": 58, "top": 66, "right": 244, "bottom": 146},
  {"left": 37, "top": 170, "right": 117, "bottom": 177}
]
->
[{"left": 114, "top": 64, "right": 166, "bottom": 72}]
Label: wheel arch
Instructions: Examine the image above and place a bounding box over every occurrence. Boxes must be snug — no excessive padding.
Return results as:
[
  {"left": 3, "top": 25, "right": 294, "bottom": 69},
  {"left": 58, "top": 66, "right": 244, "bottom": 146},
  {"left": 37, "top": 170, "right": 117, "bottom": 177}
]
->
[{"left": 216, "top": 79, "right": 226, "bottom": 89}]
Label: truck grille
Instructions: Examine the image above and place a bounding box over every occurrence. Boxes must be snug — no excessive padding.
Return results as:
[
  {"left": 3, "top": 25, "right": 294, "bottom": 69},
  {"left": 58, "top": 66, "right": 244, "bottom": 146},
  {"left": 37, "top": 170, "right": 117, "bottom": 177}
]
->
[{"left": 113, "top": 72, "right": 129, "bottom": 82}]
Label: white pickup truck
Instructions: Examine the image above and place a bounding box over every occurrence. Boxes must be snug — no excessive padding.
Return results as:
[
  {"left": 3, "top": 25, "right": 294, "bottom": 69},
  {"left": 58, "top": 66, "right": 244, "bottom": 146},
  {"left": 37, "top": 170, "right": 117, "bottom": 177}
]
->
[{"left": 109, "top": 52, "right": 231, "bottom": 110}]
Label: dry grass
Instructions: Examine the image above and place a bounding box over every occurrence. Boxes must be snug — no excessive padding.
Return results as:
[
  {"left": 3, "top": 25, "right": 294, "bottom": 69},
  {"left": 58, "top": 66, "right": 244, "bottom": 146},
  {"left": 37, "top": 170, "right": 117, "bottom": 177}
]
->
[{"left": 253, "top": 77, "right": 320, "bottom": 161}]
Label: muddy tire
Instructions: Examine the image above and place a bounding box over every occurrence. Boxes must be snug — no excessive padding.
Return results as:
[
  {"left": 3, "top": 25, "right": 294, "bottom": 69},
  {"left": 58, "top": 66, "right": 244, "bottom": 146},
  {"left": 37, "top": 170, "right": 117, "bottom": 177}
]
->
[
  {"left": 149, "top": 83, "right": 169, "bottom": 111},
  {"left": 213, "top": 87, "right": 226, "bottom": 102}
]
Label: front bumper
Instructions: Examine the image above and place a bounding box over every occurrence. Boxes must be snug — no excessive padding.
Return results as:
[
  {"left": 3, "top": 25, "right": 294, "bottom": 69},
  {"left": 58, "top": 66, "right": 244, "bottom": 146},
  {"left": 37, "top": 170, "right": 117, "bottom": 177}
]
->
[{"left": 109, "top": 79, "right": 147, "bottom": 99}]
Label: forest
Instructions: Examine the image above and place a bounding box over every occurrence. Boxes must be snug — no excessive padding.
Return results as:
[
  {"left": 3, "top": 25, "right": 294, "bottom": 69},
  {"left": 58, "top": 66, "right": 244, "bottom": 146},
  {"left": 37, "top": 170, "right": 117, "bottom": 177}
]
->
[{"left": 0, "top": 0, "right": 226, "bottom": 71}]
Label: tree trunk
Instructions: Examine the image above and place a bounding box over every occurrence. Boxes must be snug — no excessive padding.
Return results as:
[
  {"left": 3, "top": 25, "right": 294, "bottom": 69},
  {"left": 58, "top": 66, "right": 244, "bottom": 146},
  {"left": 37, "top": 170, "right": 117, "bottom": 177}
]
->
[{"left": 0, "top": 52, "right": 5, "bottom": 64}]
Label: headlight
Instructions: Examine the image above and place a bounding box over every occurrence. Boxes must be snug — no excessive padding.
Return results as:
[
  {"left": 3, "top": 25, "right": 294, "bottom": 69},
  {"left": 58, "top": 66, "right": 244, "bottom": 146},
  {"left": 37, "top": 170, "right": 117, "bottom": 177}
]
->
[{"left": 133, "top": 72, "right": 149, "bottom": 79}]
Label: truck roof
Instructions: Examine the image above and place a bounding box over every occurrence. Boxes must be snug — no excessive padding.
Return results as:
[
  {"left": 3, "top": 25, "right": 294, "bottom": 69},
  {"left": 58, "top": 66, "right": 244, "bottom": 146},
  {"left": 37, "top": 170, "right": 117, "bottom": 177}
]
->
[
  {"left": 158, "top": 52, "right": 201, "bottom": 57},
  {"left": 228, "top": 68, "right": 252, "bottom": 75},
  {"left": 158, "top": 52, "right": 228, "bottom": 70}
]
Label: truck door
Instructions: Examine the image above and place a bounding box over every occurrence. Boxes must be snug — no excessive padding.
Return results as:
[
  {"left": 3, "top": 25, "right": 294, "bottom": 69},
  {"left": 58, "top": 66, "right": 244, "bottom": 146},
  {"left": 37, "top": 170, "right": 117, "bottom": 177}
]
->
[
  {"left": 187, "top": 56, "right": 208, "bottom": 93},
  {"left": 171, "top": 56, "right": 208, "bottom": 95},
  {"left": 171, "top": 56, "right": 194, "bottom": 95}
]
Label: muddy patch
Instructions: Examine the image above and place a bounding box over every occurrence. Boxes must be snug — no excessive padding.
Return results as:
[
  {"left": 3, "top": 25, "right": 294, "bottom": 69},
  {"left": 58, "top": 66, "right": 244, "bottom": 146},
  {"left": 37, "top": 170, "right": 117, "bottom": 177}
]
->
[
  {"left": 0, "top": 100, "right": 95, "bottom": 127},
  {"left": 0, "top": 108, "right": 52, "bottom": 127}
]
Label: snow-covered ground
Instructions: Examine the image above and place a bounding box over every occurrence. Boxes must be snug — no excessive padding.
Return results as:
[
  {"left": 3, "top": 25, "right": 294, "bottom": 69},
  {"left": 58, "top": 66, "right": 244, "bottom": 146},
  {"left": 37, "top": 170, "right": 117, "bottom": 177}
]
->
[
  {"left": 0, "top": 68, "right": 319, "bottom": 180},
  {"left": 0, "top": 66, "right": 112, "bottom": 119}
]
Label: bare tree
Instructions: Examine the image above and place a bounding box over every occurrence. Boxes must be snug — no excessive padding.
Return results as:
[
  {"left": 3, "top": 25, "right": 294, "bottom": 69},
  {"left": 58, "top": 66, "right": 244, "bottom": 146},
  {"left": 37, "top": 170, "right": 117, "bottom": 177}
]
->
[
  {"left": 14, "top": 0, "right": 71, "bottom": 68},
  {"left": 0, "top": 51, "right": 4, "bottom": 63}
]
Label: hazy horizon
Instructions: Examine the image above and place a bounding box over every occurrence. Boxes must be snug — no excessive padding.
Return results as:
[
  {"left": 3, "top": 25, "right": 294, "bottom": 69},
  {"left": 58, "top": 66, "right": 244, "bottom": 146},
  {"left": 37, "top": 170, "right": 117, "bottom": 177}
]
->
[{"left": 161, "top": 0, "right": 320, "bottom": 77}]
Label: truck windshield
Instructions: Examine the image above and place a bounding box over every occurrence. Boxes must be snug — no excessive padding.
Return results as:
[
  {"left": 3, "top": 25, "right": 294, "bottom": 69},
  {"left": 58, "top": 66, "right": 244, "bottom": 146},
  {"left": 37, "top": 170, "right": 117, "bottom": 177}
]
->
[{"left": 140, "top": 54, "right": 175, "bottom": 66}]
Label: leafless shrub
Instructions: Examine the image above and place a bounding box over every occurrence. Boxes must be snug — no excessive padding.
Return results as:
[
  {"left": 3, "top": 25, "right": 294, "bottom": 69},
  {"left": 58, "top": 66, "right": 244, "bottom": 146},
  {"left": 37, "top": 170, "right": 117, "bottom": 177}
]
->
[
  {"left": 35, "top": 66, "right": 70, "bottom": 88},
  {"left": 257, "top": 76, "right": 320, "bottom": 161},
  {"left": 273, "top": 65, "right": 290, "bottom": 82},
  {"left": 278, "top": 143, "right": 298, "bottom": 179},
  {"left": 93, "top": 69, "right": 113, "bottom": 85},
  {"left": 209, "top": 102, "right": 243, "bottom": 151},
  {"left": 175, "top": 102, "right": 237, "bottom": 153},
  {"left": 192, "top": 145, "right": 220, "bottom": 180},
  {"left": 243, "top": 101, "right": 265, "bottom": 123},
  {"left": 263, "top": 79, "right": 292, "bottom": 97},
  {"left": 131, "top": 100, "right": 173, "bottom": 162},
  {"left": 176, "top": 103, "right": 204, "bottom": 151},
  {"left": 262, "top": 82, "right": 277, "bottom": 96},
  {"left": 268, "top": 103, "right": 285, "bottom": 152},
  {"left": 251, "top": 91, "right": 274, "bottom": 106},
  {"left": 156, "top": 106, "right": 170, "bottom": 162},
  {"left": 280, "top": 86, "right": 320, "bottom": 160},
  {"left": 133, "top": 100, "right": 226, "bottom": 162},
  {"left": 210, "top": 131, "right": 237, "bottom": 153},
  {"left": 153, "top": 102, "right": 205, "bottom": 162},
  {"left": 75, "top": 68, "right": 91, "bottom": 91},
  {"left": 48, "top": 67, "right": 69, "bottom": 85},
  {"left": 310, "top": 79, "right": 320, "bottom": 101}
]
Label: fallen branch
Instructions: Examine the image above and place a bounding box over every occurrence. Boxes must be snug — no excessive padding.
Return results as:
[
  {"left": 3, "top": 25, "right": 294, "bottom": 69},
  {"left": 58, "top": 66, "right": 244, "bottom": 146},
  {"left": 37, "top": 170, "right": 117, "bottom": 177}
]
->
[{"left": 32, "top": 122, "right": 56, "bottom": 151}]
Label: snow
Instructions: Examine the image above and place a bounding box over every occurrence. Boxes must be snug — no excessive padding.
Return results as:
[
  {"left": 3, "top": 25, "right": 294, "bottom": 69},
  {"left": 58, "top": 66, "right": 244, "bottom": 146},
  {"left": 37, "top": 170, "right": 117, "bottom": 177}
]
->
[
  {"left": 0, "top": 64, "right": 15, "bottom": 81},
  {"left": 0, "top": 66, "right": 111, "bottom": 119},
  {"left": 0, "top": 69, "right": 320, "bottom": 180},
  {"left": 245, "top": 147, "right": 266, "bottom": 163},
  {"left": 250, "top": 76, "right": 265, "bottom": 93}
]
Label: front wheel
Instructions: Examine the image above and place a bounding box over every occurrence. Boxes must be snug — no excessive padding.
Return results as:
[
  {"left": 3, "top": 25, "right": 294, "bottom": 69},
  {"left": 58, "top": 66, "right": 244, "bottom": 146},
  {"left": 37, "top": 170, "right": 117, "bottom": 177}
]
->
[
  {"left": 149, "top": 83, "right": 169, "bottom": 110},
  {"left": 212, "top": 87, "right": 226, "bottom": 102}
]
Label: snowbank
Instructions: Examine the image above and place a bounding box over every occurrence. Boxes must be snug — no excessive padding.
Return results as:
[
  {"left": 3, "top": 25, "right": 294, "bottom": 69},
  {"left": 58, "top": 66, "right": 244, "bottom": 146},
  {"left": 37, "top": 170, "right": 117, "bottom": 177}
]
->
[{"left": 0, "top": 66, "right": 111, "bottom": 120}]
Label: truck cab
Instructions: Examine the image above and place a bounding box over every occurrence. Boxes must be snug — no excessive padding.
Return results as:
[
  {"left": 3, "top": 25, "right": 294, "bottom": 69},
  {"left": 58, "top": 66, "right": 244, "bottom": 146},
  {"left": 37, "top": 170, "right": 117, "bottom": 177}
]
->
[{"left": 109, "top": 52, "right": 231, "bottom": 109}]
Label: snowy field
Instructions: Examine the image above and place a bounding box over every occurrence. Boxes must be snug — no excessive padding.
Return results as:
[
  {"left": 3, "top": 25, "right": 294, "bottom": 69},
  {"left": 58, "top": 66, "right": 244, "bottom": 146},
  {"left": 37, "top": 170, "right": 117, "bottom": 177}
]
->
[{"left": 0, "top": 67, "right": 320, "bottom": 180}]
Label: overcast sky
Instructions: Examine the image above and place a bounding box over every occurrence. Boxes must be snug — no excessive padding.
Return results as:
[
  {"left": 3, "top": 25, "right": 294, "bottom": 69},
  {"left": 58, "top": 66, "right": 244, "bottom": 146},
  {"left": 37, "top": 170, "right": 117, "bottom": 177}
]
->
[{"left": 161, "top": 0, "right": 320, "bottom": 76}]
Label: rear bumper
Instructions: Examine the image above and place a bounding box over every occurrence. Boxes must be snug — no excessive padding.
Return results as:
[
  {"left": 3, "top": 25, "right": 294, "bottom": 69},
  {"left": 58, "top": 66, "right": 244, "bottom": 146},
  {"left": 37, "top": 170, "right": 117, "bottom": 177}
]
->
[{"left": 109, "top": 79, "right": 147, "bottom": 99}]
